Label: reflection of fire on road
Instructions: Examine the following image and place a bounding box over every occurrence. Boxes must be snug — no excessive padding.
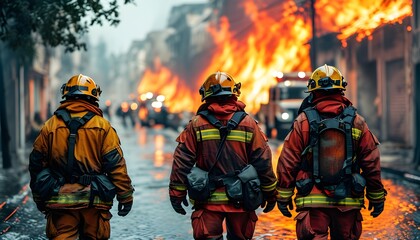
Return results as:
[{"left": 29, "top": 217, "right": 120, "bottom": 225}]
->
[
  {"left": 137, "top": 0, "right": 412, "bottom": 115},
  {"left": 264, "top": 143, "right": 420, "bottom": 239},
  {"left": 255, "top": 177, "right": 420, "bottom": 239}
]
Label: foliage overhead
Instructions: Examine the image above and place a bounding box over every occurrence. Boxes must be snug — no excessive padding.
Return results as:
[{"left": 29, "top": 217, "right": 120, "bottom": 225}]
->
[{"left": 0, "top": 0, "right": 134, "bottom": 56}]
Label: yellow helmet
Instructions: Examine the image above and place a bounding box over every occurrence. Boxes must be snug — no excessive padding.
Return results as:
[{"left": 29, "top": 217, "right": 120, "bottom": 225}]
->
[
  {"left": 307, "top": 64, "right": 347, "bottom": 92},
  {"left": 61, "top": 74, "right": 101, "bottom": 101},
  {"left": 199, "top": 71, "right": 241, "bottom": 101}
]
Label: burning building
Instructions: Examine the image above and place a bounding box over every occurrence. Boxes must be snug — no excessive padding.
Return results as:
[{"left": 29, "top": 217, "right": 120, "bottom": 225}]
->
[{"left": 136, "top": 0, "right": 413, "bottom": 145}]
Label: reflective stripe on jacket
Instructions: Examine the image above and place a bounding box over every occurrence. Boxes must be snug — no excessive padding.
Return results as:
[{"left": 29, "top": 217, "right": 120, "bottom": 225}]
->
[
  {"left": 169, "top": 99, "right": 277, "bottom": 209},
  {"left": 276, "top": 95, "right": 386, "bottom": 211}
]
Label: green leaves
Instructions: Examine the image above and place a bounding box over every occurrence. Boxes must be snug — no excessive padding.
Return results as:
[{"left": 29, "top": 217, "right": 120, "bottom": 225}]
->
[{"left": 0, "top": 0, "right": 135, "bottom": 57}]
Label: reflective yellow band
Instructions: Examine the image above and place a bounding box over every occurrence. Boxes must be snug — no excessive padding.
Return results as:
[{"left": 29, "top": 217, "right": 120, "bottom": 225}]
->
[
  {"left": 277, "top": 187, "right": 294, "bottom": 199},
  {"left": 207, "top": 191, "right": 230, "bottom": 202},
  {"left": 261, "top": 181, "right": 277, "bottom": 191},
  {"left": 352, "top": 128, "right": 362, "bottom": 140},
  {"left": 367, "top": 191, "right": 385, "bottom": 200},
  {"left": 47, "top": 192, "right": 112, "bottom": 206},
  {"left": 295, "top": 194, "right": 364, "bottom": 208},
  {"left": 92, "top": 196, "right": 113, "bottom": 206},
  {"left": 196, "top": 129, "right": 253, "bottom": 143},
  {"left": 171, "top": 185, "right": 188, "bottom": 191},
  {"left": 118, "top": 191, "right": 133, "bottom": 199}
]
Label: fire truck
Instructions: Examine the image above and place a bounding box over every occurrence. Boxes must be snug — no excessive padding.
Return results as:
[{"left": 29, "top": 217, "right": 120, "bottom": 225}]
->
[{"left": 258, "top": 71, "right": 310, "bottom": 140}]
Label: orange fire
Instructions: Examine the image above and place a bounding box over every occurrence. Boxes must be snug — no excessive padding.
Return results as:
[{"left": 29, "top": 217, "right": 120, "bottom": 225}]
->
[
  {"left": 137, "top": 0, "right": 412, "bottom": 114},
  {"left": 137, "top": 58, "right": 197, "bottom": 113}
]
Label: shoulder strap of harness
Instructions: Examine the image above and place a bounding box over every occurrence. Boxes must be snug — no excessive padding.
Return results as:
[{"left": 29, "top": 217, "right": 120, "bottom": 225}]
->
[
  {"left": 303, "top": 106, "right": 357, "bottom": 184},
  {"left": 302, "top": 107, "right": 322, "bottom": 182},
  {"left": 54, "top": 109, "right": 96, "bottom": 181},
  {"left": 198, "top": 110, "right": 247, "bottom": 136},
  {"left": 197, "top": 110, "right": 247, "bottom": 172},
  {"left": 340, "top": 106, "right": 357, "bottom": 175}
]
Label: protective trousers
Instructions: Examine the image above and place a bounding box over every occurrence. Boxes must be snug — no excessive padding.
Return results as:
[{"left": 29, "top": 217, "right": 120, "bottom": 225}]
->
[
  {"left": 191, "top": 208, "right": 258, "bottom": 240},
  {"left": 295, "top": 208, "right": 362, "bottom": 240},
  {"left": 46, "top": 208, "right": 112, "bottom": 240}
]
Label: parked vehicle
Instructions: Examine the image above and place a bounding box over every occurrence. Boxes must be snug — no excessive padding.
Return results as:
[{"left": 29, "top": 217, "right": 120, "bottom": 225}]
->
[
  {"left": 138, "top": 93, "right": 169, "bottom": 127},
  {"left": 257, "top": 71, "right": 310, "bottom": 140},
  {"left": 166, "top": 111, "right": 194, "bottom": 132}
]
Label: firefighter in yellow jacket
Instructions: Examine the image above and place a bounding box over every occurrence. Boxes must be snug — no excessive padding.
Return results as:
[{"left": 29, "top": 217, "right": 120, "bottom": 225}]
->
[{"left": 29, "top": 74, "right": 134, "bottom": 239}]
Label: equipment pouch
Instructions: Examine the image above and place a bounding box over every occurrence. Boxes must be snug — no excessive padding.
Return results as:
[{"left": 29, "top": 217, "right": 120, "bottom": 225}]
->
[
  {"left": 224, "top": 176, "right": 243, "bottom": 201},
  {"left": 296, "top": 178, "right": 314, "bottom": 196},
  {"left": 92, "top": 174, "right": 116, "bottom": 202},
  {"left": 322, "top": 180, "right": 348, "bottom": 199},
  {"left": 187, "top": 166, "right": 211, "bottom": 201},
  {"left": 237, "top": 165, "right": 263, "bottom": 211},
  {"left": 34, "top": 168, "right": 65, "bottom": 201},
  {"left": 333, "top": 181, "right": 347, "bottom": 199},
  {"left": 351, "top": 173, "right": 366, "bottom": 197}
]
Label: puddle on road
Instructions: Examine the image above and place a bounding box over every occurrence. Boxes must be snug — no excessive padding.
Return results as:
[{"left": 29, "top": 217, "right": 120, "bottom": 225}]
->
[{"left": 254, "top": 178, "right": 420, "bottom": 239}]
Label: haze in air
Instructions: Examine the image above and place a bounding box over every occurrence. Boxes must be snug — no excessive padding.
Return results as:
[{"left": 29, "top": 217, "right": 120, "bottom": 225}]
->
[{"left": 89, "top": 0, "right": 206, "bottom": 54}]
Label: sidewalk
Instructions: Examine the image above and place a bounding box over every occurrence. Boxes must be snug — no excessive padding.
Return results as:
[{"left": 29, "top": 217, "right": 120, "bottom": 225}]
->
[
  {"left": 379, "top": 142, "right": 420, "bottom": 184},
  {"left": 0, "top": 145, "right": 31, "bottom": 205}
]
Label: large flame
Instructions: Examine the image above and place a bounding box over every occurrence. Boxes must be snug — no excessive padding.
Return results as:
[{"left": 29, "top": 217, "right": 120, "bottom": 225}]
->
[
  {"left": 137, "top": 0, "right": 412, "bottom": 114},
  {"left": 137, "top": 58, "right": 197, "bottom": 113}
]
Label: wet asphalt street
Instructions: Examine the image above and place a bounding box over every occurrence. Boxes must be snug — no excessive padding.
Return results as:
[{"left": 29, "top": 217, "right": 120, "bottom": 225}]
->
[{"left": 0, "top": 119, "right": 419, "bottom": 239}]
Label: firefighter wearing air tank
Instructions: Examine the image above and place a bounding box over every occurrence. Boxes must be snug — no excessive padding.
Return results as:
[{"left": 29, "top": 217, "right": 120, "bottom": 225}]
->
[
  {"left": 29, "top": 74, "right": 134, "bottom": 239},
  {"left": 276, "top": 64, "right": 387, "bottom": 239},
  {"left": 169, "top": 72, "right": 278, "bottom": 240}
]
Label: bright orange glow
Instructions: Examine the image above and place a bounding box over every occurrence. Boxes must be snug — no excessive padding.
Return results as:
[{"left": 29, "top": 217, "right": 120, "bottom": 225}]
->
[
  {"left": 316, "top": 0, "right": 413, "bottom": 43},
  {"left": 121, "top": 102, "right": 129, "bottom": 113},
  {"left": 154, "top": 135, "right": 165, "bottom": 168},
  {"left": 130, "top": 102, "right": 138, "bottom": 111},
  {"left": 137, "top": 58, "right": 197, "bottom": 113},
  {"left": 137, "top": 0, "right": 412, "bottom": 114}
]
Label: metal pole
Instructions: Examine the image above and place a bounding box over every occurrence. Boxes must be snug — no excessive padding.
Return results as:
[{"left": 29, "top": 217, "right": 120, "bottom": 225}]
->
[{"left": 310, "top": 0, "right": 317, "bottom": 70}]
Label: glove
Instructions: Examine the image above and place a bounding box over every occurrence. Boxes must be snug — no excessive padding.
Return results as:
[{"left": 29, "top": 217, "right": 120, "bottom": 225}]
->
[
  {"left": 261, "top": 190, "right": 277, "bottom": 213},
  {"left": 368, "top": 201, "right": 384, "bottom": 218},
  {"left": 170, "top": 196, "right": 189, "bottom": 215},
  {"left": 277, "top": 199, "right": 293, "bottom": 217},
  {"left": 261, "top": 200, "right": 276, "bottom": 213},
  {"left": 118, "top": 201, "right": 133, "bottom": 216},
  {"left": 35, "top": 202, "right": 47, "bottom": 214}
]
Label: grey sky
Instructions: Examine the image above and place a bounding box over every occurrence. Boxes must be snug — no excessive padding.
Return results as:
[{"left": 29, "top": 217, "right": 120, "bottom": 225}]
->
[{"left": 89, "top": 0, "right": 207, "bottom": 54}]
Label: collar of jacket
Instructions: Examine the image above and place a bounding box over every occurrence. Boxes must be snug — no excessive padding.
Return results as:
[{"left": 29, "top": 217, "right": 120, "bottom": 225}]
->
[
  {"left": 57, "top": 100, "right": 103, "bottom": 117},
  {"left": 197, "top": 98, "right": 246, "bottom": 120},
  {"left": 312, "top": 93, "right": 353, "bottom": 116}
]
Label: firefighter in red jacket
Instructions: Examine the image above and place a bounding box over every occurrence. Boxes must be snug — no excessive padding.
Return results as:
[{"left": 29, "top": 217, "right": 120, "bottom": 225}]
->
[
  {"left": 169, "top": 71, "right": 278, "bottom": 240},
  {"left": 276, "top": 64, "right": 387, "bottom": 239},
  {"left": 29, "top": 74, "right": 134, "bottom": 239}
]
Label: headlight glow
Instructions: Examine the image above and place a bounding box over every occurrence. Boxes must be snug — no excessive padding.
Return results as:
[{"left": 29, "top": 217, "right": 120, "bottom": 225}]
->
[{"left": 281, "top": 112, "right": 290, "bottom": 120}]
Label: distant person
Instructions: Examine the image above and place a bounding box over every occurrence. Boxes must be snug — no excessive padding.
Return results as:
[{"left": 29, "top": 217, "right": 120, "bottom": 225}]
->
[
  {"left": 276, "top": 64, "right": 387, "bottom": 239},
  {"left": 29, "top": 74, "right": 134, "bottom": 239},
  {"left": 103, "top": 99, "right": 112, "bottom": 121},
  {"left": 169, "top": 71, "right": 278, "bottom": 239}
]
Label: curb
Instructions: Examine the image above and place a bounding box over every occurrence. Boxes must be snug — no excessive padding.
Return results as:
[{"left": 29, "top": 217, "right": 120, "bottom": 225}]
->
[{"left": 381, "top": 166, "right": 420, "bottom": 185}]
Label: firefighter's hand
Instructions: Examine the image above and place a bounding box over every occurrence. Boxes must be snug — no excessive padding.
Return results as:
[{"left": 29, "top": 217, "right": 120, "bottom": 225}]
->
[
  {"left": 368, "top": 201, "right": 384, "bottom": 218},
  {"left": 170, "top": 196, "right": 189, "bottom": 215},
  {"left": 261, "top": 199, "right": 276, "bottom": 213},
  {"left": 261, "top": 191, "right": 277, "bottom": 213},
  {"left": 118, "top": 200, "right": 133, "bottom": 217},
  {"left": 35, "top": 202, "right": 47, "bottom": 214},
  {"left": 277, "top": 199, "right": 293, "bottom": 217}
]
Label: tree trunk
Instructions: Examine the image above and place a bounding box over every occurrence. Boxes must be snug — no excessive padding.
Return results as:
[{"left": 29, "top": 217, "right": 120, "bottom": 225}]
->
[{"left": 0, "top": 54, "right": 12, "bottom": 169}]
